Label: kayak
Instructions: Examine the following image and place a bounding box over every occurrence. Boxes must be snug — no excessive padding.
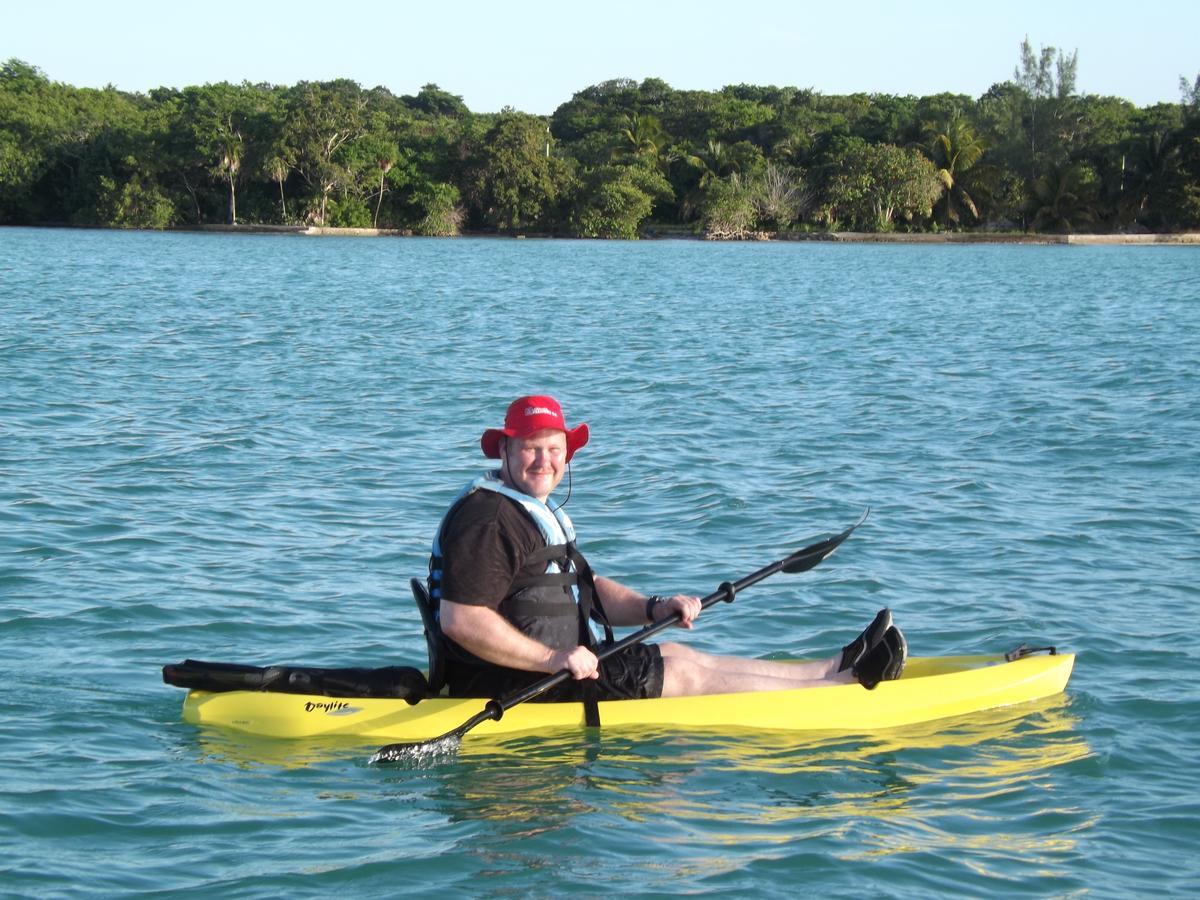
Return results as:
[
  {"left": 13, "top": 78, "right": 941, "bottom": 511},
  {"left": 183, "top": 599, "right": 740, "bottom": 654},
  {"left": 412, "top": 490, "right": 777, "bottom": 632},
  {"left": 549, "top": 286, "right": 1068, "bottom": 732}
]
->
[{"left": 178, "top": 652, "right": 1075, "bottom": 741}]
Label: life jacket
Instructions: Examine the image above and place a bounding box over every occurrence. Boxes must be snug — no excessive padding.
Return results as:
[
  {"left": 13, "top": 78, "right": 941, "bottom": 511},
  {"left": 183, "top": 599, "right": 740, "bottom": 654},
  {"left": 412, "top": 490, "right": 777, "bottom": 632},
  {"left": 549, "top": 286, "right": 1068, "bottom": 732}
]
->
[{"left": 428, "top": 472, "right": 613, "bottom": 659}]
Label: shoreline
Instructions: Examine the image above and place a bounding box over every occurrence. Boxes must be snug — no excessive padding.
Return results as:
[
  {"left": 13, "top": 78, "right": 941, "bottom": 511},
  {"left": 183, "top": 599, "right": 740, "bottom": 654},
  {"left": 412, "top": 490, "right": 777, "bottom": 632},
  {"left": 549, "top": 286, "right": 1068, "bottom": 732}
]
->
[
  {"left": 183, "top": 224, "right": 1200, "bottom": 244},
  {"left": 8, "top": 222, "right": 1200, "bottom": 244}
]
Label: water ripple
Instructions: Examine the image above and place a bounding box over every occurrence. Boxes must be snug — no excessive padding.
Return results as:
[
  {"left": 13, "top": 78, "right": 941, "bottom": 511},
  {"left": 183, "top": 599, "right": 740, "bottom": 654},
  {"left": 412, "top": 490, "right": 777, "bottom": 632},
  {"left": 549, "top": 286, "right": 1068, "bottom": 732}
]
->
[{"left": 1, "top": 230, "right": 1198, "bottom": 895}]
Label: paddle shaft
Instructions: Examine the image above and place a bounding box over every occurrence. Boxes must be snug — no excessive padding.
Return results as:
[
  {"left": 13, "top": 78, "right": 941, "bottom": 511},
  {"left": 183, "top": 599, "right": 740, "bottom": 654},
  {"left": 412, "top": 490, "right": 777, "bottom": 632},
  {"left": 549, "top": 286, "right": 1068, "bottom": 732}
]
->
[
  {"left": 482, "top": 510, "right": 868, "bottom": 719},
  {"left": 491, "top": 558, "right": 785, "bottom": 714}
]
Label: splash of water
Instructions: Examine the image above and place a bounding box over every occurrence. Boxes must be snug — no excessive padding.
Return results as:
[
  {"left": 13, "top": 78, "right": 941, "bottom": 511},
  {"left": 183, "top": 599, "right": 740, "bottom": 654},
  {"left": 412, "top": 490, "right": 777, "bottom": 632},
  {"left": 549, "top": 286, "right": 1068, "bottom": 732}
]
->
[{"left": 368, "top": 734, "right": 462, "bottom": 766}]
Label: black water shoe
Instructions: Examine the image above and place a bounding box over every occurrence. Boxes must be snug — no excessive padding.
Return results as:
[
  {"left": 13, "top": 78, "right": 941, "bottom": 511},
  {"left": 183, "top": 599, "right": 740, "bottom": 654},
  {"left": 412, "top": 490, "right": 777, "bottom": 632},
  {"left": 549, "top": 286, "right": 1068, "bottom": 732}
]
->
[
  {"left": 853, "top": 625, "right": 907, "bottom": 690},
  {"left": 838, "top": 608, "right": 893, "bottom": 672}
]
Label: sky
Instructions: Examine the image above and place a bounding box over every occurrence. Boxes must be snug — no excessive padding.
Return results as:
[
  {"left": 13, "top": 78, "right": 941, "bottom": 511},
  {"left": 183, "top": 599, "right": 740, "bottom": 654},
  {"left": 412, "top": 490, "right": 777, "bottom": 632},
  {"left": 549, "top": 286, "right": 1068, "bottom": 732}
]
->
[{"left": 6, "top": 1, "right": 1198, "bottom": 113}]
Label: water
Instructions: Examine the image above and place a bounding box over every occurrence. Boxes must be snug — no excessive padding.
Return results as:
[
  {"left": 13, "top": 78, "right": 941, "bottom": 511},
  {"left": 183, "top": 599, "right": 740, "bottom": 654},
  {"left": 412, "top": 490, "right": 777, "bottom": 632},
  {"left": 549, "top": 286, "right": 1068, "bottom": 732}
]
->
[{"left": 1, "top": 228, "right": 1198, "bottom": 896}]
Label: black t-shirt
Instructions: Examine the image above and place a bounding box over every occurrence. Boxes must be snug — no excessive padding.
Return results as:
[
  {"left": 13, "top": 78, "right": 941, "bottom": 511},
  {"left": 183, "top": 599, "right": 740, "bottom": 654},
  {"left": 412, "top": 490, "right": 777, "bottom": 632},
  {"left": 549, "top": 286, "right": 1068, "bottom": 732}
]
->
[{"left": 439, "top": 490, "right": 550, "bottom": 608}]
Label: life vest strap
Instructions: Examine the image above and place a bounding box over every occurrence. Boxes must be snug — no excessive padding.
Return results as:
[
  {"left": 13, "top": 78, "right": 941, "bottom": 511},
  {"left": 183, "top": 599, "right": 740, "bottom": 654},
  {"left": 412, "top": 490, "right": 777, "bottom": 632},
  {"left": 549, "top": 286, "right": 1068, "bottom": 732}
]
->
[
  {"left": 521, "top": 543, "right": 571, "bottom": 567},
  {"left": 502, "top": 597, "right": 578, "bottom": 617},
  {"left": 510, "top": 571, "right": 577, "bottom": 591}
]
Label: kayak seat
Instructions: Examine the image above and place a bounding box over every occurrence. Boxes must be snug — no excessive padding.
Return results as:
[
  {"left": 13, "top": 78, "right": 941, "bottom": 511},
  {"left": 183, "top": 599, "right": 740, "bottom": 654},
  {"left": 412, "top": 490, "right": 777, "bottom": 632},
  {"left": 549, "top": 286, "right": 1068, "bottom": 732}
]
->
[{"left": 411, "top": 578, "right": 446, "bottom": 695}]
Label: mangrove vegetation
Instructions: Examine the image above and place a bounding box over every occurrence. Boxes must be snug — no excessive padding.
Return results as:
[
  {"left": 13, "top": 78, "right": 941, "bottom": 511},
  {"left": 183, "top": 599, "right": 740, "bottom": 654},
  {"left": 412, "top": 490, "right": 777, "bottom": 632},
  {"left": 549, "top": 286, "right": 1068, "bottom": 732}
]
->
[{"left": 2, "top": 41, "right": 1199, "bottom": 237}]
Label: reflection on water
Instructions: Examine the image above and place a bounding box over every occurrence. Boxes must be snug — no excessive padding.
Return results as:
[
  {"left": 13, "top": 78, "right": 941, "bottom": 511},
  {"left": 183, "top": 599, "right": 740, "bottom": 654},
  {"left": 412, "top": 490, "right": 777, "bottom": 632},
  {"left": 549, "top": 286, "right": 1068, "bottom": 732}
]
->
[
  {"left": 184, "top": 692, "right": 1090, "bottom": 869},
  {"left": 188, "top": 692, "right": 1086, "bottom": 775},
  {"left": 388, "top": 694, "right": 1093, "bottom": 884},
  {"left": 187, "top": 729, "right": 382, "bottom": 770}
]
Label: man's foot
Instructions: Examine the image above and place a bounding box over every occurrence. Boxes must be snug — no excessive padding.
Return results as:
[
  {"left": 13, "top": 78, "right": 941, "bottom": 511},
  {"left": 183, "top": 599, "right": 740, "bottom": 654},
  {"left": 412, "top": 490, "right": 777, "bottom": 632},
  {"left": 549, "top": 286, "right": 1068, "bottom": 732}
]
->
[
  {"left": 852, "top": 625, "right": 907, "bottom": 690},
  {"left": 838, "top": 608, "right": 893, "bottom": 672}
]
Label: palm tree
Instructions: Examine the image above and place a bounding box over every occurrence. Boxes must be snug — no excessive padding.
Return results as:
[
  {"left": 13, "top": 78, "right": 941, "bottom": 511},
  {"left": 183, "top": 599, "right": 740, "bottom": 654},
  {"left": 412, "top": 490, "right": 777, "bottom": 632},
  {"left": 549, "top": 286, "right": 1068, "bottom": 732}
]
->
[
  {"left": 923, "top": 115, "right": 987, "bottom": 227},
  {"left": 1026, "top": 162, "right": 1097, "bottom": 233},
  {"left": 215, "top": 131, "right": 243, "bottom": 225},
  {"left": 690, "top": 140, "right": 742, "bottom": 187},
  {"left": 1117, "top": 129, "right": 1181, "bottom": 227},
  {"left": 676, "top": 140, "right": 748, "bottom": 222},
  {"left": 369, "top": 143, "right": 401, "bottom": 229},
  {"left": 264, "top": 154, "right": 290, "bottom": 222},
  {"left": 613, "top": 113, "right": 675, "bottom": 173}
]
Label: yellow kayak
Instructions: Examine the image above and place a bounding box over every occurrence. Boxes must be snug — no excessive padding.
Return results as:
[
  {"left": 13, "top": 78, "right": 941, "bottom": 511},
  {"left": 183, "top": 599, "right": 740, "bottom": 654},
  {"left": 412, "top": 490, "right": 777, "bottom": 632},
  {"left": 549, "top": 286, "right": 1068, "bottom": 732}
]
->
[{"left": 180, "top": 652, "right": 1075, "bottom": 741}]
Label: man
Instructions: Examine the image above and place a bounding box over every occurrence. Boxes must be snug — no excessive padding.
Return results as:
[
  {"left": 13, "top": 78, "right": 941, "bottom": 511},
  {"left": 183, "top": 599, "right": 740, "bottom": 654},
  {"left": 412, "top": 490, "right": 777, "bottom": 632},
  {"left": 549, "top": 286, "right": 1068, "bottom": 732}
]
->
[{"left": 429, "top": 395, "right": 905, "bottom": 706}]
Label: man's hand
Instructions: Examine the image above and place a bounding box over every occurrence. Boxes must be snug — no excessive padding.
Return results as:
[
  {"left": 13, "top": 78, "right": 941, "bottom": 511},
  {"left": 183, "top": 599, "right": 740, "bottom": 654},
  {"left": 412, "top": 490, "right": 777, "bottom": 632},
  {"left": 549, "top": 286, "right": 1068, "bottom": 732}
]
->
[
  {"left": 655, "top": 594, "right": 703, "bottom": 628},
  {"left": 548, "top": 645, "right": 601, "bottom": 680}
]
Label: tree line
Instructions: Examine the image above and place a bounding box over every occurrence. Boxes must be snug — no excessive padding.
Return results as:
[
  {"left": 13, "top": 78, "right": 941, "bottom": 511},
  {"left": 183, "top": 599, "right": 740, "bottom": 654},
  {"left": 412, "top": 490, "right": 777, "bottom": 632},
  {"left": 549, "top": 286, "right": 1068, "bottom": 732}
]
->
[{"left": 2, "top": 41, "right": 1198, "bottom": 238}]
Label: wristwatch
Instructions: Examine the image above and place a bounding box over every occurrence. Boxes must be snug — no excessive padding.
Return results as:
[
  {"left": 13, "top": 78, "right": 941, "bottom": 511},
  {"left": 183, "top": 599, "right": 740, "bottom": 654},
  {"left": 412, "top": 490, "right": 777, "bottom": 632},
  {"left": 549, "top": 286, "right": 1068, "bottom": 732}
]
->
[{"left": 645, "top": 595, "right": 666, "bottom": 622}]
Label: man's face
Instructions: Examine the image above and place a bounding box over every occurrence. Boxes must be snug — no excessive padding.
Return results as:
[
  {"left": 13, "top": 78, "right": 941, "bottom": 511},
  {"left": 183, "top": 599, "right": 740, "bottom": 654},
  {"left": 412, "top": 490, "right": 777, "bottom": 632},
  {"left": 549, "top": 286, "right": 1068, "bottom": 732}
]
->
[{"left": 499, "top": 429, "right": 567, "bottom": 501}]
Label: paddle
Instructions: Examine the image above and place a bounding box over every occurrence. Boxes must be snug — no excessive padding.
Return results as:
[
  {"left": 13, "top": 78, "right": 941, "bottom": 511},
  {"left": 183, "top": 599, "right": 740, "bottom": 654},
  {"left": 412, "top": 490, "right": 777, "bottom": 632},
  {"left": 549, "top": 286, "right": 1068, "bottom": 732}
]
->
[{"left": 369, "top": 509, "right": 869, "bottom": 765}]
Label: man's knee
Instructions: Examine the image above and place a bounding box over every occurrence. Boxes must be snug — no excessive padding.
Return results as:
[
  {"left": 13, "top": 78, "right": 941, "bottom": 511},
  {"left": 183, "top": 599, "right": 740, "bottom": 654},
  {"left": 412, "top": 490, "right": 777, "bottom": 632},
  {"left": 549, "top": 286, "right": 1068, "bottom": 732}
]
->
[
  {"left": 661, "top": 654, "right": 710, "bottom": 696},
  {"left": 658, "top": 641, "right": 697, "bottom": 661}
]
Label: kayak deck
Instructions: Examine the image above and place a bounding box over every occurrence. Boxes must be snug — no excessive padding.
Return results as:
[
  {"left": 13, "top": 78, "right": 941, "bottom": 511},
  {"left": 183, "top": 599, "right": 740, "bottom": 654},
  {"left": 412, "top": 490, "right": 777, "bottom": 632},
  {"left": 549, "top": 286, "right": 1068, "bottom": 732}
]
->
[{"left": 180, "top": 653, "right": 1075, "bottom": 741}]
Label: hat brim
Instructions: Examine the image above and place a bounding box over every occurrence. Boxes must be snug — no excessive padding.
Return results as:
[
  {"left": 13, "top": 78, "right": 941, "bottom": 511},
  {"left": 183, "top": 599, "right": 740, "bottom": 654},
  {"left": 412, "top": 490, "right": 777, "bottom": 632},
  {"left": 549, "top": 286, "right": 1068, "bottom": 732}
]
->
[{"left": 481, "top": 422, "right": 589, "bottom": 462}]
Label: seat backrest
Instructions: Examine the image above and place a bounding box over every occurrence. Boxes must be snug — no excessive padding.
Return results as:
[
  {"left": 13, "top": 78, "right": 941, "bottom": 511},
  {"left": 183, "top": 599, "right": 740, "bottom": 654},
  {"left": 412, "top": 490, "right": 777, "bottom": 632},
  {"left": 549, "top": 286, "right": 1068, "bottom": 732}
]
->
[{"left": 410, "top": 578, "right": 446, "bottom": 695}]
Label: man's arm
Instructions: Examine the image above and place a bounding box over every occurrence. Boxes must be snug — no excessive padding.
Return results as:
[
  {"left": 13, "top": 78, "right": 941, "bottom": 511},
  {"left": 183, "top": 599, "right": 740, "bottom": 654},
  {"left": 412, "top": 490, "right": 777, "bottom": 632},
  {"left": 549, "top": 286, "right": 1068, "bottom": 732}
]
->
[
  {"left": 594, "top": 575, "right": 701, "bottom": 628},
  {"left": 440, "top": 600, "right": 600, "bottom": 679}
]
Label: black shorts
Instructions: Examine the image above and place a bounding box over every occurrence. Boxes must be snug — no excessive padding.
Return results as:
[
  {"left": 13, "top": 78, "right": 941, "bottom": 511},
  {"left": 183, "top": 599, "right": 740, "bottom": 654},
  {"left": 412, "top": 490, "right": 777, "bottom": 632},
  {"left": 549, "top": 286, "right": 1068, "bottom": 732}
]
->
[{"left": 445, "top": 643, "right": 665, "bottom": 701}]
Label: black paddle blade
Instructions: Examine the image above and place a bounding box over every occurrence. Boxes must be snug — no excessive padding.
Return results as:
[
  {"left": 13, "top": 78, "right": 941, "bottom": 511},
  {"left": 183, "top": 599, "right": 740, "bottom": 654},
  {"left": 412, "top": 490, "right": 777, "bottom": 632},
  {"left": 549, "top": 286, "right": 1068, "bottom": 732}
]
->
[{"left": 780, "top": 508, "right": 869, "bottom": 574}]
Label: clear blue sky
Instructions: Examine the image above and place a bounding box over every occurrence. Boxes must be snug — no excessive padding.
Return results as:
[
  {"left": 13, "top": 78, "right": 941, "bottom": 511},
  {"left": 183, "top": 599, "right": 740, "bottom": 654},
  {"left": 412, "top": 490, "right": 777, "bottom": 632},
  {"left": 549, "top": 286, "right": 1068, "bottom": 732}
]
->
[{"left": 6, "top": 1, "right": 1197, "bottom": 113}]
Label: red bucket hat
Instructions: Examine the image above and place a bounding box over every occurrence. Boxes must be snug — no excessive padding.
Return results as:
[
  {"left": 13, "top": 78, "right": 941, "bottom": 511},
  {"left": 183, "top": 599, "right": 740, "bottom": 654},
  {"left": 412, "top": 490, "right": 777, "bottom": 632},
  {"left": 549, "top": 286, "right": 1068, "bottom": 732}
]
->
[{"left": 481, "top": 395, "right": 589, "bottom": 462}]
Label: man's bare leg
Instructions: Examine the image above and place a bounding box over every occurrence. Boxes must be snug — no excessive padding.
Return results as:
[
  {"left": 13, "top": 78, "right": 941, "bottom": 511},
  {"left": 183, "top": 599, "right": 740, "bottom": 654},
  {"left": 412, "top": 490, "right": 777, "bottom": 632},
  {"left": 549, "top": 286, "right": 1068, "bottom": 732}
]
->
[{"left": 659, "top": 642, "right": 856, "bottom": 697}]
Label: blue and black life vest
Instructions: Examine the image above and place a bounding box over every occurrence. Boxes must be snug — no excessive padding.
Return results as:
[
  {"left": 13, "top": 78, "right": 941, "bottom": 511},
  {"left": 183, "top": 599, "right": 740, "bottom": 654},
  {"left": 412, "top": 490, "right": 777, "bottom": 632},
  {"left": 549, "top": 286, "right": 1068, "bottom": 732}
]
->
[{"left": 428, "top": 472, "right": 613, "bottom": 659}]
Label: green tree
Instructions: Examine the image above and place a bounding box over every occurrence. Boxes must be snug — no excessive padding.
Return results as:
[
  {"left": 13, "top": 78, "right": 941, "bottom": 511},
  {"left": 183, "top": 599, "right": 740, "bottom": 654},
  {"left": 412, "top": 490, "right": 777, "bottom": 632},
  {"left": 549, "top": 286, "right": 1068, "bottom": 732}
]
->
[
  {"left": 1013, "top": 37, "right": 1079, "bottom": 167},
  {"left": 1026, "top": 161, "right": 1098, "bottom": 232},
  {"left": 410, "top": 181, "right": 465, "bottom": 236},
  {"left": 613, "top": 112, "right": 672, "bottom": 170},
  {"left": 339, "top": 116, "right": 407, "bottom": 229},
  {"left": 550, "top": 79, "right": 635, "bottom": 146},
  {"left": 373, "top": 150, "right": 396, "bottom": 228},
  {"left": 675, "top": 139, "right": 764, "bottom": 222},
  {"left": 1125, "top": 128, "right": 1179, "bottom": 226},
  {"left": 262, "top": 149, "right": 291, "bottom": 222},
  {"left": 818, "top": 139, "right": 942, "bottom": 230},
  {"left": 753, "top": 162, "right": 811, "bottom": 229},
  {"left": 855, "top": 93, "right": 922, "bottom": 146},
  {"left": 923, "top": 114, "right": 989, "bottom": 226},
  {"left": 1151, "top": 116, "right": 1200, "bottom": 229},
  {"left": 688, "top": 139, "right": 741, "bottom": 186},
  {"left": 6, "top": 65, "right": 1198, "bottom": 236},
  {"left": 1015, "top": 37, "right": 1055, "bottom": 116},
  {"left": 95, "top": 171, "right": 174, "bottom": 227},
  {"left": 706, "top": 91, "right": 776, "bottom": 141},
  {"left": 569, "top": 163, "right": 670, "bottom": 238},
  {"left": 178, "top": 82, "right": 273, "bottom": 224},
  {"left": 698, "top": 172, "right": 758, "bottom": 237},
  {"left": 282, "top": 80, "right": 367, "bottom": 224},
  {"left": 0, "top": 62, "right": 169, "bottom": 226},
  {"left": 0, "top": 60, "right": 67, "bottom": 221},
  {"left": 62, "top": 86, "right": 172, "bottom": 226},
  {"left": 464, "top": 111, "right": 572, "bottom": 231},
  {"left": 695, "top": 163, "right": 810, "bottom": 236},
  {"left": 1067, "top": 96, "right": 1150, "bottom": 228},
  {"left": 404, "top": 83, "right": 469, "bottom": 118}
]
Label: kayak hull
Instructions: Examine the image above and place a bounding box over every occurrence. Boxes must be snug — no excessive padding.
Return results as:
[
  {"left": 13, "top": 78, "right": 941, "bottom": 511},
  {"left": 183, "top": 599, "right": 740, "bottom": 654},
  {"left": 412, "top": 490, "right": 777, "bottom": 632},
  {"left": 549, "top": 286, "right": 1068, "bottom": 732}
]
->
[{"left": 180, "top": 653, "right": 1075, "bottom": 741}]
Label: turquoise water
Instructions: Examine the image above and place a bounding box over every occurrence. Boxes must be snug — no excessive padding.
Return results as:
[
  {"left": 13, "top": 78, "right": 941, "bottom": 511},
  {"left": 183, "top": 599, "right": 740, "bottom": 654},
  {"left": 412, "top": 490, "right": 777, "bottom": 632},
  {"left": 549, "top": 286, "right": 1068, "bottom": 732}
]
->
[{"left": 2, "top": 227, "right": 1198, "bottom": 896}]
